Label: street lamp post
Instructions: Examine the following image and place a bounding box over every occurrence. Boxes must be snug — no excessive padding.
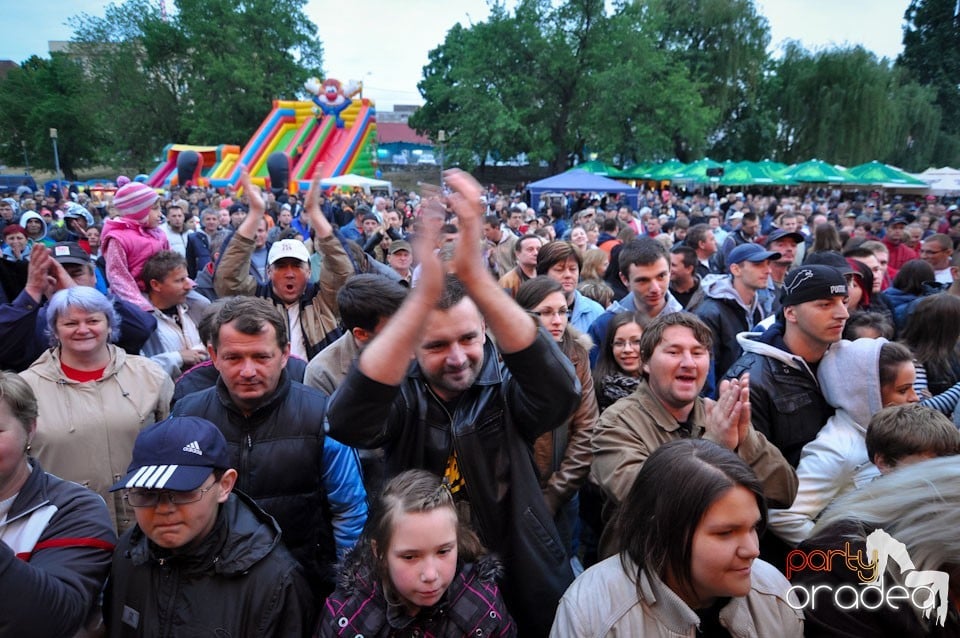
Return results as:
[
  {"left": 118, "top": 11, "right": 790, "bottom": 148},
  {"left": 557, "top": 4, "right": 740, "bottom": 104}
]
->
[
  {"left": 438, "top": 129, "right": 445, "bottom": 185},
  {"left": 21, "top": 140, "right": 29, "bottom": 172},
  {"left": 49, "top": 128, "right": 62, "bottom": 190}
]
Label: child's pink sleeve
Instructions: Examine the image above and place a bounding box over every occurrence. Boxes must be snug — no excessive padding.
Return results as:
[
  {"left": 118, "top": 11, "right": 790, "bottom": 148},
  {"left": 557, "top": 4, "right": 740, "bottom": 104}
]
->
[{"left": 104, "top": 240, "right": 152, "bottom": 311}]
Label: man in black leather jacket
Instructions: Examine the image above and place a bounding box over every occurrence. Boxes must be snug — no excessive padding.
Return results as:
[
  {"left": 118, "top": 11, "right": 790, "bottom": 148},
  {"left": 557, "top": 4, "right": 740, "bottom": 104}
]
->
[
  {"left": 724, "top": 264, "right": 850, "bottom": 467},
  {"left": 327, "top": 169, "right": 580, "bottom": 638}
]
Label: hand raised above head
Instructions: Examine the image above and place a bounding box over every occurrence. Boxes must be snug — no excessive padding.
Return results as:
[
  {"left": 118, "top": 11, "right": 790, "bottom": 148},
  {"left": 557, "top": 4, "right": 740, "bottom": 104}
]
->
[
  {"left": 444, "top": 169, "right": 487, "bottom": 282},
  {"left": 304, "top": 169, "right": 332, "bottom": 238},
  {"left": 239, "top": 167, "right": 265, "bottom": 216}
]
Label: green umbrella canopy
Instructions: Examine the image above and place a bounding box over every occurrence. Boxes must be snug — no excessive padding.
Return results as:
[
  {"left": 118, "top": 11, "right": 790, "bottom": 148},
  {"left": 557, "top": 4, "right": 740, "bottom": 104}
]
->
[
  {"left": 719, "top": 161, "right": 795, "bottom": 186},
  {"left": 781, "top": 159, "right": 856, "bottom": 184},
  {"left": 619, "top": 162, "right": 652, "bottom": 179},
  {"left": 669, "top": 158, "right": 724, "bottom": 183},
  {"left": 643, "top": 159, "right": 689, "bottom": 181},
  {"left": 846, "top": 161, "right": 928, "bottom": 187}
]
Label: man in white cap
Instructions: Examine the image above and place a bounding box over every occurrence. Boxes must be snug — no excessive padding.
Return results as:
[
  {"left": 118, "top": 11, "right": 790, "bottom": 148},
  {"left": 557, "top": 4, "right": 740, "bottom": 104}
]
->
[
  {"left": 214, "top": 170, "right": 353, "bottom": 360},
  {"left": 105, "top": 416, "right": 315, "bottom": 636}
]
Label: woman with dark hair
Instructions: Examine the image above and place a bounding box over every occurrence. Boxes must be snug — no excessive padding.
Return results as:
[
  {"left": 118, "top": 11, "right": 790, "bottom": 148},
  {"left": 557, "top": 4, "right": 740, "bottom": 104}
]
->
[
  {"left": 880, "top": 258, "right": 937, "bottom": 334},
  {"left": 900, "top": 293, "right": 960, "bottom": 398},
  {"left": 807, "top": 223, "right": 843, "bottom": 256},
  {"left": 551, "top": 439, "right": 803, "bottom": 637},
  {"left": 515, "top": 276, "right": 597, "bottom": 552},
  {"left": 592, "top": 310, "right": 651, "bottom": 411}
]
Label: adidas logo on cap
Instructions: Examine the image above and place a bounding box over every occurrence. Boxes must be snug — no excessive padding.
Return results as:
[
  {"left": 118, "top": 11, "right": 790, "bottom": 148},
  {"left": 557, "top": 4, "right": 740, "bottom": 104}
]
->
[{"left": 182, "top": 440, "right": 203, "bottom": 456}]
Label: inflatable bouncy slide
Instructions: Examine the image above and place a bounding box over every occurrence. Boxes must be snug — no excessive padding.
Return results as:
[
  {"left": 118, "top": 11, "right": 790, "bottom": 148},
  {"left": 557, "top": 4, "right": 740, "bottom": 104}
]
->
[{"left": 145, "top": 77, "right": 378, "bottom": 194}]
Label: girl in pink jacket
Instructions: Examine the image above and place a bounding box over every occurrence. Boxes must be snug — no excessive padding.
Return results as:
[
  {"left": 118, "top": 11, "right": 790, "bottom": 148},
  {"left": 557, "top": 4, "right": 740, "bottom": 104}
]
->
[{"left": 100, "top": 177, "right": 169, "bottom": 310}]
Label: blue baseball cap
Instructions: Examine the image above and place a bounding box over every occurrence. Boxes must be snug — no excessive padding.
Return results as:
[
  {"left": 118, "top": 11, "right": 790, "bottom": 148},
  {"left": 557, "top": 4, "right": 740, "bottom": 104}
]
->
[
  {"left": 110, "top": 416, "right": 231, "bottom": 492},
  {"left": 727, "top": 243, "right": 781, "bottom": 267}
]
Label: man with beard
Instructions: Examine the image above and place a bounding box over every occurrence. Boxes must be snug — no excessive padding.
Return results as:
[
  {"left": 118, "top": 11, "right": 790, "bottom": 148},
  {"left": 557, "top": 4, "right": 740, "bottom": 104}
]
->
[{"left": 326, "top": 169, "right": 580, "bottom": 637}]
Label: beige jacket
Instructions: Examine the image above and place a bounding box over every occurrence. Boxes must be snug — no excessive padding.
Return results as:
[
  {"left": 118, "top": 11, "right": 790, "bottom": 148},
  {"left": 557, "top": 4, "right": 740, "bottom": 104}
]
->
[
  {"left": 303, "top": 330, "right": 360, "bottom": 395},
  {"left": 550, "top": 555, "right": 803, "bottom": 637},
  {"left": 592, "top": 379, "right": 797, "bottom": 557},
  {"left": 214, "top": 232, "right": 353, "bottom": 359},
  {"left": 21, "top": 345, "right": 173, "bottom": 534}
]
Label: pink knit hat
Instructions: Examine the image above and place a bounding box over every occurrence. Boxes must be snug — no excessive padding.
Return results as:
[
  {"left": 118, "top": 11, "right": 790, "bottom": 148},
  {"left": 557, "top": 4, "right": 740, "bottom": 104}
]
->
[{"left": 113, "top": 181, "right": 158, "bottom": 221}]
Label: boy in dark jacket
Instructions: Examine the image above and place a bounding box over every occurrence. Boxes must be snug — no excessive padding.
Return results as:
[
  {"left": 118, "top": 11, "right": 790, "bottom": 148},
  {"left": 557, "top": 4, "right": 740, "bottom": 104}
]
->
[{"left": 104, "top": 416, "right": 315, "bottom": 637}]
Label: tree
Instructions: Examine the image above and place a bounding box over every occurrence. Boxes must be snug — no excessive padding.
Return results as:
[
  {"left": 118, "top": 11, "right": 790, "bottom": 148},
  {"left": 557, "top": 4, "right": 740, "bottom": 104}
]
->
[
  {"left": 766, "top": 43, "right": 941, "bottom": 170},
  {"left": 72, "top": 0, "right": 188, "bottom": 169},
  {"left": 69, "top": 0, "right": 323, "bottom": 170},
  {"left": 411, "top": 0, "right": 718, "bottom": 171},
  {"left": 175, "top": 0, "right": 323, "bottom": 143},
  {"left": 646, "top": 0, "right": 771, "bottom": 159},
  {"left": 577, "top": 2, "right": 714, "bottom": 164},
  {"left": 0, "top": 54, "right": 103, "bottom": 179},
  {"left": 898, "top": 0, "right": 960, "bottom": 165}
]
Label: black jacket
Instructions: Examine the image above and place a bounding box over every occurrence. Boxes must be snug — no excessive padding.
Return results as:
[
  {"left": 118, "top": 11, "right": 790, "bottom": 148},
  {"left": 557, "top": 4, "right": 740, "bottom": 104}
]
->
[
  {"left": 172, "top": 371, "right": 367, "bottom": 596},
  {"left": 327, "top": 330, "right": 580, "bottom": 637},
  {"left": 694, "top": 276, "right": 764, "bottom": 383},
  {"left": 320, "top": 550, "right": 515, "bottom": 637},
  {"left": 105, "top": 491, "right": 315, "bottom": 637},
  {"left": 724, "top": 321, "right": 834, "bottom": 467}
]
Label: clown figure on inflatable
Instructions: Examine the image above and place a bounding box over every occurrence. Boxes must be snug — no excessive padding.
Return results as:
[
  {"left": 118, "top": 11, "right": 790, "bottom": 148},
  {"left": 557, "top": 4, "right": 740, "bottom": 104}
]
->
[{"left": 304, "top": 77, "right": 362, "bottom": 128}]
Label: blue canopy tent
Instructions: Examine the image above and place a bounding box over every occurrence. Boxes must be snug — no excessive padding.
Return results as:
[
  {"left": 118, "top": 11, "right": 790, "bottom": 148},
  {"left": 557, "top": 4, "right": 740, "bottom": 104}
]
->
[{"left": 527, "top": 169, "right": 640, "bottom": 211}]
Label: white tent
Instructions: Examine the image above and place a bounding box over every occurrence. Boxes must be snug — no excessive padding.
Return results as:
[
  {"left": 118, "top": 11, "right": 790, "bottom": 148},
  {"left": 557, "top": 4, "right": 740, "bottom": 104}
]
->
[
  {"left": 915, "top": 167, "right": 960, "bottom": 196},
  {"left": 320, "top": 173, "right": 393, "bottom": 195}
]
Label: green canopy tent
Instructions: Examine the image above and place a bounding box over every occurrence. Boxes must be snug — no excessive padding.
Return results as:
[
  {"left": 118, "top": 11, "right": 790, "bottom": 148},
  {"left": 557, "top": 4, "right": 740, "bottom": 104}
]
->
[
  {"left": 846, "top": 161, "right": 929, "bottom": 189},
  {"left": 619, "top": 163, "right": 653, "bottom": 179},
  {"left": 642, "top": 160, "right": 688, "bottom": 181},
  {"left": 781, "top": 159, "right": 856, "bottom": 184},
  {"left": 669, "top": 158, "right": 724, "bottom": 184},
  {"left": 719, "top": 161, "right": 794, "bottom": 186}
]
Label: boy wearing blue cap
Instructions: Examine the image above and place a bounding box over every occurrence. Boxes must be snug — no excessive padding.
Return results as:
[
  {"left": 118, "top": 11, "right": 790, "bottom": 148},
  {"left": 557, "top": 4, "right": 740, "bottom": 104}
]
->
[{"left": 104, "top": 416, "right": 315, "bottom": 637}]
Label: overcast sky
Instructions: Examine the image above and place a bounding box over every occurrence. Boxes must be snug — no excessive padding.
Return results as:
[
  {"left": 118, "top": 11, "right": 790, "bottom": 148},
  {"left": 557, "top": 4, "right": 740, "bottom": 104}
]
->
[{"left": 4, "top": 0, "right": 912, "bottom": 109}]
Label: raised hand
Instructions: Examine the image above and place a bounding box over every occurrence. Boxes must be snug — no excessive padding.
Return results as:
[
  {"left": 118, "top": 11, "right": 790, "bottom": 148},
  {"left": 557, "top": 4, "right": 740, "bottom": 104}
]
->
[
  {"left": 239, "top": 166, "right": 265, "bottom": 216},
  {"left": 443, "top": 168, "right": 486, "bottom": 282},
  {"left": 25, "top": 244, "right": 54, "bottom": 302},
  {"left": 304, "top": 169, "right": 332, "bottom": 238}
]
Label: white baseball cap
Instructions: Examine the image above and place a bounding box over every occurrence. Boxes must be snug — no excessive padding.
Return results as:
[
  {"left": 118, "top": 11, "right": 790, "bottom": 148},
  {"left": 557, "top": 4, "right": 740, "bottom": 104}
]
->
[{"left": 268, "top": 239, "right": 310, "bottom": 265}]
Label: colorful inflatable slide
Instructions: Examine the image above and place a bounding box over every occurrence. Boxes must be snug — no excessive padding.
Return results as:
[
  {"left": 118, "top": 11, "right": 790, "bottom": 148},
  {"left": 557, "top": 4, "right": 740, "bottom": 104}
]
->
[{"left": 146, "top": 98, "right": 377, "bottom": 193}]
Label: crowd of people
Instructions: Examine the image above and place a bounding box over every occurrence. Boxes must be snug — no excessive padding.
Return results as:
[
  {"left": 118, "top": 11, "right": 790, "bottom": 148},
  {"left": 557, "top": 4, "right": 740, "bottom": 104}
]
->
[{"left": 1, "top": 170, "right": 960, "bottom": 636}]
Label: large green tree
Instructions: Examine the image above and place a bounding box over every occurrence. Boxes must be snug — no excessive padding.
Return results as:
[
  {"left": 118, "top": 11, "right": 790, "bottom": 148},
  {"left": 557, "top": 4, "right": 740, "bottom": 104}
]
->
[
  {"left": 411, "top": 0, "right": 717, "bottom": 171},
  {"left": 646, "top": 0, "right": 771, "bottom": 159},
  {"left": 767, "top": 44, "right": 941, "bottom": 170},
  {"left": 897, "top": 0, "right": 960, "bottom": 165},
  {"left": 69, "top": 0, "right": 323, "bottom": 171},
  {"left": 0, "top": 53, "right": 102, "bottom": 179}
]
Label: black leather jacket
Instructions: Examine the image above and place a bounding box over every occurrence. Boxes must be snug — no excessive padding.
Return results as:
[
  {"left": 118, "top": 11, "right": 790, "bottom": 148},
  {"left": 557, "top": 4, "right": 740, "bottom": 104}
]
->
[
  {"left": 724, "top": 322, "right": 834, "bottom": 467},
  {"left": 327, "top": 330, "right": 580, "bottom": 638}
]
